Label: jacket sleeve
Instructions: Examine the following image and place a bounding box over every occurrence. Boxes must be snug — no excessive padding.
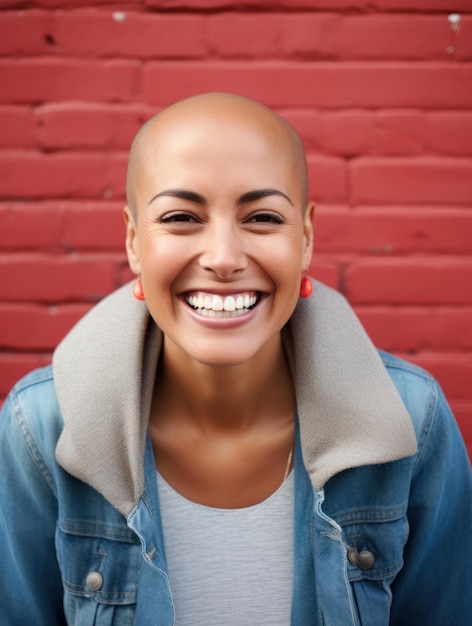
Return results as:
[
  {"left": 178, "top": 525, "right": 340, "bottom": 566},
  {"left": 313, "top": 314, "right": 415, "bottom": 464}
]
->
[
  {"left": 0, "top": 384, "right": 66, "bottom": 625},
  {"left": 389, "top": 378, "right": 472, "bottom": 625}
]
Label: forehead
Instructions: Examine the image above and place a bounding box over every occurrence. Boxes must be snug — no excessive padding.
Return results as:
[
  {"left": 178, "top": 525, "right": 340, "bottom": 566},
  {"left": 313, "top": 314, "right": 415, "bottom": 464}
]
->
[{"left": 135, "top": 111, "right": 298, "bottom": 198}]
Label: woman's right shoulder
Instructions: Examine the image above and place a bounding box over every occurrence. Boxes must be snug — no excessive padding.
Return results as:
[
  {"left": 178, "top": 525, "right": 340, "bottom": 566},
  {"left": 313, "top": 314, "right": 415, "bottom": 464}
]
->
[{"left": 1, "top": 364, "right": 64, "bottom": 470}]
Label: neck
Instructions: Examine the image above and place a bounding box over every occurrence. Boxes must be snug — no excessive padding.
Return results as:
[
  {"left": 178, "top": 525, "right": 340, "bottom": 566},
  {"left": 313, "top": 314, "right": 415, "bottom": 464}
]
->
[{"left": 151, "top": 334, "right": 295, "bottom": 434}]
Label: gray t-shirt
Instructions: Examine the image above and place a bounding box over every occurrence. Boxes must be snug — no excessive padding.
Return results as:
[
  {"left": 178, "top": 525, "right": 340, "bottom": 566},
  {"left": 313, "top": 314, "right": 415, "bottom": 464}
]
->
[{"left": 157, "top": 470, "right": 294, "bottom": 625}]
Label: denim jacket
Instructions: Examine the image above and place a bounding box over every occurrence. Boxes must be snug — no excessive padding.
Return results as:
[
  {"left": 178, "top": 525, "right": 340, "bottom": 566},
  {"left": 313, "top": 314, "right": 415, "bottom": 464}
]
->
[{"left": 1, "top": 281, "right": 471, "bottom": 625}]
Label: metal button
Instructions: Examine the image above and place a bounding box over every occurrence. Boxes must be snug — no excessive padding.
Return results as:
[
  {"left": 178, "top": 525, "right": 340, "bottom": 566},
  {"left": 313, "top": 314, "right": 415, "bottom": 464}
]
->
[
  {"left": 86, "top": 571, "right": 103, "bottom": 591},
  {"left": 357, "top": 551, "right": 376, "bottom": 570},
  {"left": 347, "top": 547, "right": 359, "bottom": 565}
]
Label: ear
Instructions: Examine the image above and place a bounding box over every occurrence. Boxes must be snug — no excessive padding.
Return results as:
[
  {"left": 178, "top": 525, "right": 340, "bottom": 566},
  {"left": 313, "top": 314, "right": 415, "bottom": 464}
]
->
[
  {"left": 123, "top": 206, "right": 141, "bottom": 274},
  {"left": 302, "top": 201, "right": 315, "bottom": 270}
]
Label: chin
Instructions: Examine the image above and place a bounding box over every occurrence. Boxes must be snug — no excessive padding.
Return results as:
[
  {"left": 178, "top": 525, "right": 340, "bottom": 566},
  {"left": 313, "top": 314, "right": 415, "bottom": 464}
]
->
[{"left": 192, "top": 349, "right": 260, "bottom": 368}]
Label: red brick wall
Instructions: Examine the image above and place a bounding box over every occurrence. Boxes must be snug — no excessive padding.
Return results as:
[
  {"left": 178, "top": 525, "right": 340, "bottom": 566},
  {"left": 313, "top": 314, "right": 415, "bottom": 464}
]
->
[{"left": 1, "top": 0, "right": 471, "bottom": 455}]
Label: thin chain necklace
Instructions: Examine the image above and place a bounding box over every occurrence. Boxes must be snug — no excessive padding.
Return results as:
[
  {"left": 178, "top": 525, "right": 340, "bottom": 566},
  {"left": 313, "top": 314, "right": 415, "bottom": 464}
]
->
[{"left": 282, "top": 444, "right": 294, "bottom": 482}]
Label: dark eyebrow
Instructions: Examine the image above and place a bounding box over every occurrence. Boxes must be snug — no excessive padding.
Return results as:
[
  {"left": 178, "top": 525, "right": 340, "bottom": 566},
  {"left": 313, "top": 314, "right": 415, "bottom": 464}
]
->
[
  {"left": 148, "top": 189, "right": 206, "bottom": 206},
  {"left": 148, "top": 187, "right": 294, "bottom": 207},
  {"left": 237, "top": 189, "right": 294, "bottom": 207}
]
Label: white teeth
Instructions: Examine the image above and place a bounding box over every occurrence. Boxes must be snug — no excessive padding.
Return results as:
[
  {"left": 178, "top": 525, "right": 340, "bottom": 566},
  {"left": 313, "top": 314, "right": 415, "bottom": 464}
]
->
[
  {"left": 186, "top": 292, "right": 259, "bottom": 317},
  {"left": 211, "top": 295, "right": 224, "bottom": 311},
  {"left": 223, "top": 296, "right": 236, "bottom": 311}
]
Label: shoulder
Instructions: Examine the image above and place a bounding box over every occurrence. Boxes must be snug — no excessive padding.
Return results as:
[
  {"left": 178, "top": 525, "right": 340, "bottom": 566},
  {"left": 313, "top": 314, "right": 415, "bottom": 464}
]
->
[
  {"left": 1, "top": 365, "right": 63, "bottom": 469},
  {"left": 378, "top": 350, "right": 439, "bottom": 415},
  {"left": 378, "top": 350, "right": 464, "bottom": 463},
  {"left": 379, "top": 349, "right": 436, "bottom": 409},
  {"left": 5, "top": 364, "right": 59, "bottom": 418}
]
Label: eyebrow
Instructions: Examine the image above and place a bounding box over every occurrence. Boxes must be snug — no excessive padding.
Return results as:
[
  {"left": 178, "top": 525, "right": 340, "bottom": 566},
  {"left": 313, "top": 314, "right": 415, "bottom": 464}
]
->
[
  {"left": 148, "top": 189, "right": 205, "bottom": 205},
  {"left": 148, "top": 188, "right": 294, "bottom": 207},
  {"left": 238, "top": 189, "right": 294, "bottom": 207}
]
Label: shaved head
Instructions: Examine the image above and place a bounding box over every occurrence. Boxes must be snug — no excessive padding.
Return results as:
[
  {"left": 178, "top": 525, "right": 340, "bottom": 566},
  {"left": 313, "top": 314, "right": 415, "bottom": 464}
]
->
[{"left": 126, "top": 93, "right": 309, "bottom": 219}]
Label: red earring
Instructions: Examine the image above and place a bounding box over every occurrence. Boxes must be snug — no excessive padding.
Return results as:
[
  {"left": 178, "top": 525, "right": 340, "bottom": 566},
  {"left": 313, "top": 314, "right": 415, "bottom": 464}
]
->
[
  {"left": 300, "top": 275, "right": 313, "bottom": 299},
  {"left": 133, "top": 277, "right": 145, "bottom": 301}
]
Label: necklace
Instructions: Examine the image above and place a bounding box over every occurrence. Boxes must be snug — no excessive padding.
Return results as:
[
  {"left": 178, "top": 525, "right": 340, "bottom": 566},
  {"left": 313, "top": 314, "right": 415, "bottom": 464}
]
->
[{"left": 283, "top": 444, "right": 294, "bottom": 482}]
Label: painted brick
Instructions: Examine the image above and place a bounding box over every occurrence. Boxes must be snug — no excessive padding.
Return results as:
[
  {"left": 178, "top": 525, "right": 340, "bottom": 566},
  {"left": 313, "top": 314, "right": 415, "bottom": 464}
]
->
[
  {"left": 5, "top": 10, "right": 467, "bottom": 63},
  {"left": 0, "top": 10, "right": 55, "bottom": 56},
  {"left": 54, "top": 11, "right": 207, "bottom": 58},
  {"left": 355, "top": 307, "right": 431, "bottom": 353},
  {"left": 0, "top": 353, "right": 52, "bottom": 398},
  {"left": 274, "top": 14, "right": 460, "bottom": 61},
  {"left": 22, "top": 0, "right": 140, "bottom": 7},
  {"left": 0, "top": 202, "right": 63, "bottom": 250},
  {"left": 0, "top": 152, "right": 127, "bottom": 199},
  {"left": 34, "top": 103, "right": 150, "bottom": 150},
  {"left": 144, "top": 0, "right": 472, "bottom": 10},
  {"left": 285, "top": 110, "right": 472, "bottom": 157},
  {"left": 431, "top": 308, "right": 472, "bottom": 350},
  {"left": 457, "top": 22, "right": 472, "bottom": 60},
  {"left": 0, "top": 107, "right": 35, "bottom": 148},
  {"left": 424, "top": 112, "right": 472, "bottom": 156},
  {"left": 0, "top": 255, "right": 124, "bottom": 302},
  {"left": 0, "top": 303, "right": 91, "bottom": 350},
  {"left": 355, "top": 306, "right": 472, "bottom": 352},
  {"left": 0, "top": 59, "right": 138, "bottom": 104},
  {"left": 142, "top": 62, "right": 472, "bottom": 109},
  {"left": 62, "top": 204, "right": 126, "bottom": 251},
  {"left": 307, "top": 156, "right": 347, "bottom": 203},
  {"left": 351, "top": 157, "right": 472, "bottom": 205},
  {"left": 308, "top": 262, "right": 339, "bottom": 291},
  {"left": 346, "top": 259, "right": 472, "bottom": 305},
  {"left": 0, "top": 201, "right": 125, "bottom": 251},
  {"left": 319, "top": 111, "right": 424, "bottom": 157},
  {"left": 314, "top": 207, "right": 472, "bottom": 254},
  {"left": 120, "top": 265, "right": 135, "bottom": 286},
  {"left": 450, "top": 401, "right": 472, "bottom": 450}
]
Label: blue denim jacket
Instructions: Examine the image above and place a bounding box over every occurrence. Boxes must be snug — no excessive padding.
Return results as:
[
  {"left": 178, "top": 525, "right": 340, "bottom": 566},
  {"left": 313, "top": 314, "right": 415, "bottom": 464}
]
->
[{"left": 1, "top": 283, "right": 471, "bottom": 625}]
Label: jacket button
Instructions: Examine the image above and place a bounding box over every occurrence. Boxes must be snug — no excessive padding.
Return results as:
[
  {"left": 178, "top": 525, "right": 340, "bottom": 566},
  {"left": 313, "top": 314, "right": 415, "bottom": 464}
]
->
[
  {"left": 86, "top": 571, "right": 103, "bottom": 591},
  {"left": 357, "top": 551, "right": 376, "bottom": 570},
  {"left": 347, "top": 547, "right": 359, "bottom": 565}
]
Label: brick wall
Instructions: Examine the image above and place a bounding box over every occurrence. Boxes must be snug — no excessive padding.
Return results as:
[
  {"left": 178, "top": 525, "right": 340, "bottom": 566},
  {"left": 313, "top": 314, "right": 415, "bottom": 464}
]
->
[{"left": 1, "top": 0, "right": 471, "bottom": 455}]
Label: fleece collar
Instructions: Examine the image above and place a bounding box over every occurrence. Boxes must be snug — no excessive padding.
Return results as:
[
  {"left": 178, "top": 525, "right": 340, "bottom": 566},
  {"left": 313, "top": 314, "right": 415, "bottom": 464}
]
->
[{"left": 54, "top": 281, "right": 416, "bottom": 516}]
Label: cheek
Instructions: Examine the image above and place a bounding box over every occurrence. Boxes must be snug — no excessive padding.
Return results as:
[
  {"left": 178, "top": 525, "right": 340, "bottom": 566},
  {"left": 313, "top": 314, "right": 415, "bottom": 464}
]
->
[
  {"left": 139, "top": 235, "right": 190, "bottom": 280},
  {"left": 261, "top": 234, "right": 305, "bottom": 279}
]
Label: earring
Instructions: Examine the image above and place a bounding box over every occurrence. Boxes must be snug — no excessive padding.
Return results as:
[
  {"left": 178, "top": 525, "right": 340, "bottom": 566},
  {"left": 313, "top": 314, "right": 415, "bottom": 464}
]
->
[
  {"left": 300, "top": 275, "right": 313, "bottom": 299},
  {"left": 133, "top": 277, "right": 145, "bottom": 301}
]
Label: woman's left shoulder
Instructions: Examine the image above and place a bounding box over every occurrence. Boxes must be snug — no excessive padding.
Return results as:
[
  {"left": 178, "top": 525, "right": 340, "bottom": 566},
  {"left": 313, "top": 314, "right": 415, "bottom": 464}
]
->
[{"left": 378, "top": 349, "right": 468, "bottom": 463}]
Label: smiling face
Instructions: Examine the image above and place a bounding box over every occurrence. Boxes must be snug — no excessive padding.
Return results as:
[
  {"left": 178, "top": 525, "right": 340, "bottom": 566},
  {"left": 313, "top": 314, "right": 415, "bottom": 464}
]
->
[{"left": 124, "top": 94, "right": 314, "bottom": 369}]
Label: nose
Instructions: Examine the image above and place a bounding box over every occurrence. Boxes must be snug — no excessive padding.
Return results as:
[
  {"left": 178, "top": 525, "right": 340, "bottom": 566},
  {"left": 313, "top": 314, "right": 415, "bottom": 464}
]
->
[{"left": 198, "top": 221, "right": 248, "bottom": 279}]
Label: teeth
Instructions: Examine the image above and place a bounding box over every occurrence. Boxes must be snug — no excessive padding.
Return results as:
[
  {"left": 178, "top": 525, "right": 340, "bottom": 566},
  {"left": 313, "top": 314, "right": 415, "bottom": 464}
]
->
[
  {"left": 211, "top": 295, "right": 224, "bottom": 311},
  {"left": 186, "top": 292, "right": 259, "bottom": 317},
  {"left": 223, "top": 296, "right": 235, "bottom": 312}
]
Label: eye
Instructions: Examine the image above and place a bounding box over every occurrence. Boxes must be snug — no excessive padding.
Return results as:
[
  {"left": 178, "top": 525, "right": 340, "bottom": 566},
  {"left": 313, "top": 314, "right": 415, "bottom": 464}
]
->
[
  {"left": 245, "top": 212, "right": 284, "bottom": 225},
  {"left": 158, "top": 212, "right": 200, "bottom": 224}
]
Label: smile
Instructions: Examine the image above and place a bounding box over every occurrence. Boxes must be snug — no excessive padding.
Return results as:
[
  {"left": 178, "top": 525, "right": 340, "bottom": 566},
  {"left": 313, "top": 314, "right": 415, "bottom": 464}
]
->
[{"left": 185, "top": 291, "right": 260, "bottom": 318}]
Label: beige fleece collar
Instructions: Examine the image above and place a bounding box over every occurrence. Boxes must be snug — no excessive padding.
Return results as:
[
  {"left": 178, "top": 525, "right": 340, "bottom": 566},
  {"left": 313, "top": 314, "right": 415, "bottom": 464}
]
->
[{"left": 54, "top": 282, "right": 417, "bottom": 516}]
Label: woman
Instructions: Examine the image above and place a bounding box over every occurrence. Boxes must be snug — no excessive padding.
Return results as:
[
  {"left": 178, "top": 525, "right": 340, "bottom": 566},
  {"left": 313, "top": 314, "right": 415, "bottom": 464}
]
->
[{"left": 1, "top": 93, "right": 471, "bottom": 625}]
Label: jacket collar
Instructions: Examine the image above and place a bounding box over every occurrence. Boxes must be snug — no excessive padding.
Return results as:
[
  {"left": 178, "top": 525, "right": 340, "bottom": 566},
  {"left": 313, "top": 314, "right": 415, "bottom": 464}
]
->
[{"left": 54, "top": 281, "right": 416, "bottom": 516}]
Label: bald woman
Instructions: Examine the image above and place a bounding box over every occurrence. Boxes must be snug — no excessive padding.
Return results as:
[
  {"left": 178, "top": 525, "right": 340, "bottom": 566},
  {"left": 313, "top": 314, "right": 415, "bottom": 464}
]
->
[{"left": 1, "top": 93, "right": 471, "bottom": 626}]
